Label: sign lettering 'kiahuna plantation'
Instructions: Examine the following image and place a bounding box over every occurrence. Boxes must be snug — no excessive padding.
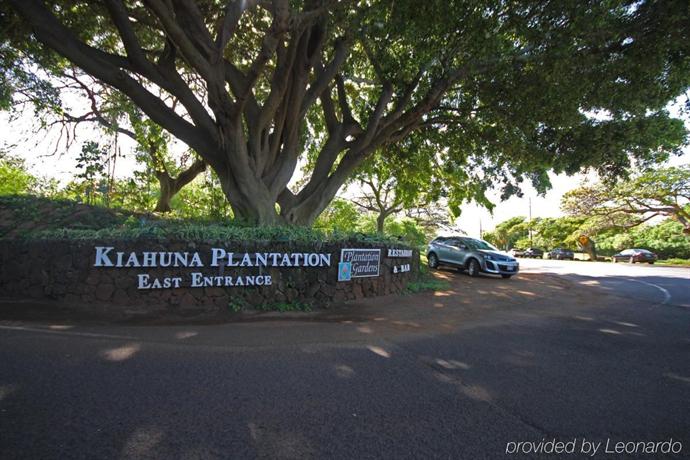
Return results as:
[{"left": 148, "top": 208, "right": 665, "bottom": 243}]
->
[
  {"left": 0, "top": 241, "right": 416, "bottom": 309},
  {"left": 93, "top": 246, "right": 332, "bottom": 290}
]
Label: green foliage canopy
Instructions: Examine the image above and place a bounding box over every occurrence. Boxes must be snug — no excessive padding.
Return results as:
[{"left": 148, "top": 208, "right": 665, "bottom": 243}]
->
[
  {"left": 313, "top": 198, "right": 361, "bottom": 233},
  {"left": 532, "top": 216, "right": 587, "bottom": 249},
  {"left": 595, "top": 219, "right": 690, "bottom": 258},
  {"left": 562, "top": 165, "right": 690, "bottom": 234},
  {"left": 0, "top": 154, "right": 36, "bottom": 195},
  {"left": 2, "top": 0, "right": 689, "bottom": 225},
  {"left": 482, "top": 216, "right": 529, "bottom": 250}
]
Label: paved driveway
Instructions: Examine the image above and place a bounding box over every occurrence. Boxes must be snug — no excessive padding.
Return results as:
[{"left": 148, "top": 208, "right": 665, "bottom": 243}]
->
[
  {"left": 1, "top": 261, "right": 688, "bottom": 459},
  {"left": 518, "top": 258, "right": 689, "bottom": 309}
]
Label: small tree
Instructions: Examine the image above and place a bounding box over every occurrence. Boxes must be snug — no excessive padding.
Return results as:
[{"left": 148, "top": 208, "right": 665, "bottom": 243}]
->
[
  {"left": 405, "top": 205, "right": 452, "bottom": 236},
  {"left": 313, "top": 198, "right": 360, "bottom": 232},
  {"left": 74, "top": 141, "right": 109, "bottom": 205},
  {"left": 533, "top": 216, "right": 587, "bottom": 249},
  {"left": 0, "top": 153, "right": 36, "bottom": 195},
  {"left": 350, "top": 172, "right": 404, "bottom": 234},
  {"left": 59, "top": 73, "right": 208, "bottom": 213},
  {"left": 129, "top": 116, "right": 206, "bottom": 213},
  {"left": 484, "top": 217, "right": 529, "bottom": 250},
  {"left": 348, "top": 138, "right": 442, "bottom": 233}
]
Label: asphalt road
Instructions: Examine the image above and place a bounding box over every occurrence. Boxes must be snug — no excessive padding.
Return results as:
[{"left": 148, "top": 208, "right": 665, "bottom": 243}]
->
[
  {"left": 519, "top": 258, "right": 690, "bottom": 309},
  {"left": 1, "top": 260, "right": 689, "bottom": 459}
]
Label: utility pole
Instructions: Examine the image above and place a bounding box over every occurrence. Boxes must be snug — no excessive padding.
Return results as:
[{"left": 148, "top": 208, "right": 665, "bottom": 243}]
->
[
  {"left": 479, "top": 218, "right": 483, "bottom": 239},
  {"left": 528, "top": 197, "right": 533, "bottom": 247}
]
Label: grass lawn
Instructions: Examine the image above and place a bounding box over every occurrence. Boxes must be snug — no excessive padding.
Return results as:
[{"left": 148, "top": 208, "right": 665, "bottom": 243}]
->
[{"left": 656, "top": 258, "right": 690, "bottom": 267}]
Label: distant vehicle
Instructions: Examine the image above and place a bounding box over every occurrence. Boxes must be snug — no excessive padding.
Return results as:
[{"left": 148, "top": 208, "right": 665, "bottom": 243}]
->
[
  {"left": 523, "top": 248, "right": 544, "bottom": 258},
  {"left": 612, "top": 249, "right": 658, "bottom": 264},
  {"left": 546, "top": 248, "right": 575, "bottom": 260},
  {"left": 509, "top": 248, "right": 525, "bottom": 257},
  {"left": 511, "top": 247, "right": 544, "bottom": 258},
  {"left": 427, "top": 236, "right": 519, "bottom": 278}
]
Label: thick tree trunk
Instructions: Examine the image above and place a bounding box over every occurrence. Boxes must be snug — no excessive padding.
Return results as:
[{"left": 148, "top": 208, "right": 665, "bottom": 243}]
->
[
  {"left": 217, "top": 171, "right": 283, "bottom": 225},
  {"left": 152, "top": 159, "right": 206, "bottom": 213},
  {"left": 278, "top": 183, "right": 344, "bottom": 227},
  {"left": 11, "top": 0, "right": 462, "bottom": 230},
  {"left": 376, "top": 213, "right": 386, "bottom": 234},
  {"left": 154, "top": 175, "right": 174, "bottom": 213}
]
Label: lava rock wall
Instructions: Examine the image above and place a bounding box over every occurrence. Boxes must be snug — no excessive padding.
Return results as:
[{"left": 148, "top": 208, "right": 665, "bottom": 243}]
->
[{"left": 0, "top": 239, "right": 419, "bottom": 317}]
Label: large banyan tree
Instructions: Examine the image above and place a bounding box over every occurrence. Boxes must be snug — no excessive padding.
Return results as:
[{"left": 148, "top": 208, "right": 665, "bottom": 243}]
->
[{"left": 3, "top": 0, "right": 689, "bottom": 224}]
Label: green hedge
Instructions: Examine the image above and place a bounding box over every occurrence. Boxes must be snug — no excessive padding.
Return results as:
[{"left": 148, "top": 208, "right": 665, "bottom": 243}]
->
[
  {"left": 28, "top": 222, "right": 400, "bottom": 244},
  {"left": 1, "top": 196, "right": 403, "bottom": 244}
]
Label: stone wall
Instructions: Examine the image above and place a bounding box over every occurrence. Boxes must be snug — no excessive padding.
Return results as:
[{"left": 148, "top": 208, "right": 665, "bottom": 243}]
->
[{"left": 0, "top": 239, "right": 419, "bottom": 317}]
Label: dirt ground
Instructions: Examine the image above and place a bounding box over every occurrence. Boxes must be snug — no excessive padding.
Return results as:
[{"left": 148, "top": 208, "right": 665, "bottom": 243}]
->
[{"left": 0, "top": 268, "right": 606, "bottom": 338}]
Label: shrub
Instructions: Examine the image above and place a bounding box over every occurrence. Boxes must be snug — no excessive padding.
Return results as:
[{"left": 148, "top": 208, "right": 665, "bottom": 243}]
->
[{"left": 0, "top": 156, "right": 36, "bottom": 195}]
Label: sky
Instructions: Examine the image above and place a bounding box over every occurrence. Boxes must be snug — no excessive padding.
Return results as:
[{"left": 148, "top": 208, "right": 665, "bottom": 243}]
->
[
  {"left": 454, "top": 171, "right": 593, "bottom": 236},
  {"left": 1, "top": 109, "right": 140, "bottom": 181},
  {"left": 453, "top": 152, "right": 688, "bottom": 237},
  {"left": 2, "top": 96, "right": 689, "bottom": 236},
  {"left": 454, "top": 99, "right": 690, "bottom": 236}
]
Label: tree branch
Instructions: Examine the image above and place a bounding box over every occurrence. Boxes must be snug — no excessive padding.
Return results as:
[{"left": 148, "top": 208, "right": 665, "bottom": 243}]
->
[
  {"left": 103, "top": 0, "right": 150, "bottom": 69},
  {"left": 174, "top": 156, "right": 207, "bottom": 189},
  {"left": 64, "top": 73, "right": 137, "bottom": 139},
  {"left": 335, "top": 74, "right": 358, "bottom": 127},
  {"left": 236, "top": 5, "right": 290, "bottom": 114},
  {"left": 350, "top": 198, "right": 378, "bottom": 212},
  {"left": 144, "top": 0, "right": 214, "bottom": 77},
  {"left": 10, "top": 0, "right": 217, "bottom": 163},
  {"left": 170, "top": 0, "right": 217, "bottom": 57},
  {"left": 301, "top": 37, "right": 350, "bottom": 117},
  {"left": 215, "top": 0, "right": 257, "bottom": 54}
]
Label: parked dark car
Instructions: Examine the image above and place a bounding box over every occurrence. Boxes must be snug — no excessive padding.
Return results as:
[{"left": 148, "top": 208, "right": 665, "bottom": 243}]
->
[
  {"left": 524, "top": 248, "right": 544, "bottom": 258},
  {"left": 546, "top": 248, "right": 575, "bottom": 260},
  {"left": 512, "top": 247, "right": 543, "bottom": 258},
  {"left": 612, "top": 249, "right": 658, "bottom": 264},
  {"left": 427, "top": 236, "right": 519, "bottom": 278}
]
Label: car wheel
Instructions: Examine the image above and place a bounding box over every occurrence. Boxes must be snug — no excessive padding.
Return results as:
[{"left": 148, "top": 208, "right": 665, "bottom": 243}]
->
[
  {"left": 428, "top": 253, "right": 439, "bottom": 269},
  {"left": 467, "top": 259, "right": 480, "bottom": 277},
  {"left": 648, "top": 262, "right": 654, "bottom": 265},
  {"left": 501, "top": 274, "right": 512, "bottom": 279}
]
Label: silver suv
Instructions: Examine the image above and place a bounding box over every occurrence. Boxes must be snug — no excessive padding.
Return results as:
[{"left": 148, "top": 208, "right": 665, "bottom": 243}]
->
[{"left": 427, "top": 236, "right": 519, "bottom": 278}]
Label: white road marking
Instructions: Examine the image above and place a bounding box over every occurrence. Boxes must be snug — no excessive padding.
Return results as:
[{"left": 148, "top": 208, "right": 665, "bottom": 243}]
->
[
  {"left": 626, "top": 279, "right": 672, "bottom": 305},
  {"left": 0, "top": 324, "right": 136, "bottom": 340},
  {"left": 519, "top": 259, "right": 682, "bottom": 307}
]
